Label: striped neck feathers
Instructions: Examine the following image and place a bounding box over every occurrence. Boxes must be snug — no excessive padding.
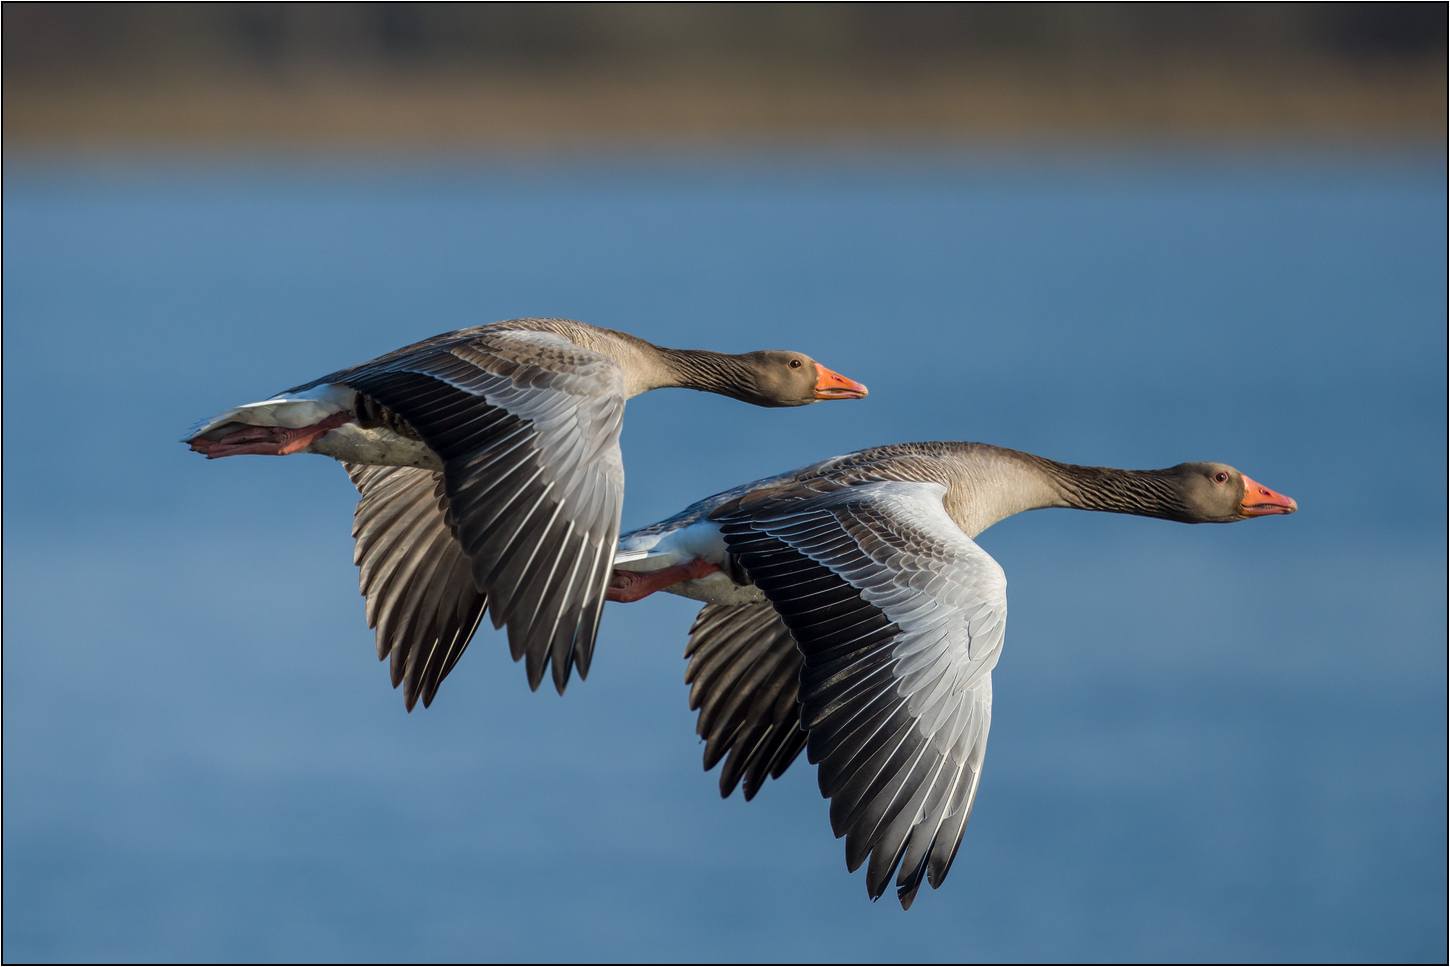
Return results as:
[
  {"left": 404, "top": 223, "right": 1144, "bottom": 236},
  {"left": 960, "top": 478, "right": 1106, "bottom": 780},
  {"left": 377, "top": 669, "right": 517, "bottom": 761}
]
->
[{"left": 943, "top": 445, "right": 1227, "bottom": 537}]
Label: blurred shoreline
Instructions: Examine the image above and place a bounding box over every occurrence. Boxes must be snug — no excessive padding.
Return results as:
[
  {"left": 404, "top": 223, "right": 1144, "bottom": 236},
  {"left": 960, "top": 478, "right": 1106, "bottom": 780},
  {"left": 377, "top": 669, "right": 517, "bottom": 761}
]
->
[{"left": 8, "top": 65, "right": 1444, "bottom": 150}]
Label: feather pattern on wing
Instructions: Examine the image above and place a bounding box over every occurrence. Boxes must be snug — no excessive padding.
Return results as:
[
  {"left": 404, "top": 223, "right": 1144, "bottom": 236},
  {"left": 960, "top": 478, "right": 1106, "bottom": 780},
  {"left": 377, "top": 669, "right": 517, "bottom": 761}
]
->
[
  {"left": 346, "top": 464, "right": 488, "bottom": 710},
  {"left": 715, "top": 480, "right": 1006, "bottom": 908},
  {"left": 685, "top": 602, "right": 808, "bottom": 800},
  {"left": 316, "top": 324, "right": 625, "bottom": 695}
]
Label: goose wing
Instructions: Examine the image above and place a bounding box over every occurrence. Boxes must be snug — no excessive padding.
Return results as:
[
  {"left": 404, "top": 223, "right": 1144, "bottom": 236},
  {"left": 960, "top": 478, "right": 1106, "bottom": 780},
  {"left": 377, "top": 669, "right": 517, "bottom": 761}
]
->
[
  {"left": 317, "top": 327, "right": 626, "bottom": 695},
  {"left": 346, "top": 464, "right": 487, "bottom": 711},
  {"left": 685, "top": 602, "right": 808, "bottom": 801},
  {"left": 715, "top": 480, "right": 1007, "bottom": 908}
]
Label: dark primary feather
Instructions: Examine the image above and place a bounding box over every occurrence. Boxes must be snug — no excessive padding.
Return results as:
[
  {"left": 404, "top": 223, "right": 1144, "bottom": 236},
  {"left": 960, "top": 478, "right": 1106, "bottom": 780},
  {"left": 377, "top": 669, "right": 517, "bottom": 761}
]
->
[
  {"left": 685, "top": 603, "right": 808, "bottom": 800},
  {"left": 323, "top": 325, "right": 626, "bottom": 698},
  {"left": 715, "top": 480, "right": 1003, "bottom": 908},
  {"left": 347, "top": 464, "right": 487, "bottom": 710}
]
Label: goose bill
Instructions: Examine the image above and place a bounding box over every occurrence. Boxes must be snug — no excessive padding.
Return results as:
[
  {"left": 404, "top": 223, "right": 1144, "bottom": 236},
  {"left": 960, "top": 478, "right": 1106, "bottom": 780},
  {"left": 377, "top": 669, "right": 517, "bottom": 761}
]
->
[
  {"left": 813, "top": 364, "right": 869, "bottom": 400},
  {"left": 1239, "top": 475, "right": 1298, "bottom": 516}
]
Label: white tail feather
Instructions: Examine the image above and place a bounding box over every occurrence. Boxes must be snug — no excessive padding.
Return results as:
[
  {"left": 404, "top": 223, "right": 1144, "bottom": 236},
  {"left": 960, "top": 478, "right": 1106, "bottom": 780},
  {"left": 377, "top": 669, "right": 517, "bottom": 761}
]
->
[{"left": 183, "top": 384, "right": 354, "bottom": 441}]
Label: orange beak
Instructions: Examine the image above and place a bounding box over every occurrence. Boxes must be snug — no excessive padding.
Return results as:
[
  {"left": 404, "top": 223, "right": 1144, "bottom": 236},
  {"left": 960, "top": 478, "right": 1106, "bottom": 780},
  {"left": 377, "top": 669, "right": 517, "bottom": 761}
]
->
[
  {"left": 1240, "top": 474, "right": 1298, "bottom": 517},
  {"left": 813, "top": 363, "right": 869, "bottom": 400}
]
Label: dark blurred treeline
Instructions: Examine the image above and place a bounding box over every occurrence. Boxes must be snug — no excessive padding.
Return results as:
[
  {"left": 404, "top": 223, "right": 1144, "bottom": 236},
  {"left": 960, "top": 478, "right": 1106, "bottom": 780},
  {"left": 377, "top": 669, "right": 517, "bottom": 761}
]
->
[
  {"left": 7, "top": 3, "right": 1446, "bottom": 73},
  {"left": 4, "top": 3, "right": 1445, "bottom": 146}
]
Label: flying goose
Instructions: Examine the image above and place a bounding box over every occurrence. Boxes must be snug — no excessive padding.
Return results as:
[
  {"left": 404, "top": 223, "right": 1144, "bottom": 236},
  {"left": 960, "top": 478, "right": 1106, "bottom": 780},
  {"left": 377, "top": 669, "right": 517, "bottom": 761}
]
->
[
  {"left": 185, "top": 318, "right": 867, "bottom": 706},
  {"left": 607, "top": 441, "right": 1297, "bottom": 907}
]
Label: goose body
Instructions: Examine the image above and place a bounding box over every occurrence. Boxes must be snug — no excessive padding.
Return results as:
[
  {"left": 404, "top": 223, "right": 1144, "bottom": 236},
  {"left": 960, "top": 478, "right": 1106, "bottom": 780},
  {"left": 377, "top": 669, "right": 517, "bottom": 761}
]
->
[
  {"left": 607, "top": 441, "right": 1297, "bottom": 907},
  {"left": 185, "top": 318, "right": 866, "bottom": 705}
]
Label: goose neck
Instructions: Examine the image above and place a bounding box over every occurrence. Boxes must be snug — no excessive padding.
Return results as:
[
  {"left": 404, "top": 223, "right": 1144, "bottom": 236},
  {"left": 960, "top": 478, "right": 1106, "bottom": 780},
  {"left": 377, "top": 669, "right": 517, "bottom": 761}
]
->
[
  {"left": 1035, "top": 459, "right": 1194, "bottom": 522},
  {"left": 942, "top": 445, "right": 1196, "bottom": 536},
  {"left": 649, "top": 347, "right": 759, "bottom": 401}
]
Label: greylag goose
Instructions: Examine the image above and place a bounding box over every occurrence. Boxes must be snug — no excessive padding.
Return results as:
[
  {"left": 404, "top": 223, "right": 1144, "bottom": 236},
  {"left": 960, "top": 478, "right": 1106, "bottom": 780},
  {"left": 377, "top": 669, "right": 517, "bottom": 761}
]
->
[
  {"left": 185, "top": 318, "right": 867, "bottom": 705},
  {"left": 607, "top": 441, "right": 1297, "bottom": 907}
]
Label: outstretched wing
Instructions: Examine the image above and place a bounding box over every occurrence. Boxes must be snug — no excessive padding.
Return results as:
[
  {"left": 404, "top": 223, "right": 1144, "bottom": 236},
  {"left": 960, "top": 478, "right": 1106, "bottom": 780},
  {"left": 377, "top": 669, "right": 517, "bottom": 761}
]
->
[
  {"left": 716, "top": 481, "right": 1006, "bottom": 908},
  {"left": 685, "top": 602, "right": 807, "bottom": 800},
  {"left": 346, "top": 464, "right": 487, "bottom": 711},
  {"left": 326, "top": 327, "right": 626, "bottom": 694}
]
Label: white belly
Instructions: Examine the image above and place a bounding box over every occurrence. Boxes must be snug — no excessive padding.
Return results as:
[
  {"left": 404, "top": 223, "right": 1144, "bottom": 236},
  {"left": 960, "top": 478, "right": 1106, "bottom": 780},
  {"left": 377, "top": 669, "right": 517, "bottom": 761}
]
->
[
  {"left": 663, "top": 571, "right": 766, "bottom": 606},
  {"left": 306, "top": 423, "right": 443, "bottom": 471}
]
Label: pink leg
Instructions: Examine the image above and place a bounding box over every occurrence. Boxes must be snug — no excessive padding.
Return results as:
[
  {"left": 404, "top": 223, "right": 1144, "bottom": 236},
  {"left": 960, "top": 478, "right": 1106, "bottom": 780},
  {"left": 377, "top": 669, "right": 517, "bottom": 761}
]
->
[
  {"left": 189, "top": 411, "right": 353, "bottom": 459},
  {"left": 607, "top": 559, "right": 721, "bottom": 603}
]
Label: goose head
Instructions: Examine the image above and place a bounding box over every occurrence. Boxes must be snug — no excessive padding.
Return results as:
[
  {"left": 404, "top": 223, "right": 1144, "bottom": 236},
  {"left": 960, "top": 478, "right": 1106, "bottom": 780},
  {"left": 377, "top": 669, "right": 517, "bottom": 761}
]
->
[
  {"left": 1166, "top": 462, "right": 1298, "bottom": 523},
  {"left": 732, "top": 351, "right": 869, "bottom": 407}
]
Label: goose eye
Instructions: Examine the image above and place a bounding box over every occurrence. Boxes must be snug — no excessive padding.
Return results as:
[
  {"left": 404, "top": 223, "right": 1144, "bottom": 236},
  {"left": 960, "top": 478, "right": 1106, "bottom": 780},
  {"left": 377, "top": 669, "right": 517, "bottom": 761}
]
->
[
  {"left": 1214, "top": 472, "right": 1229, "bottom": 483},
  {"left": 788, "top": 359, "right": 802, "bottom": 369}
]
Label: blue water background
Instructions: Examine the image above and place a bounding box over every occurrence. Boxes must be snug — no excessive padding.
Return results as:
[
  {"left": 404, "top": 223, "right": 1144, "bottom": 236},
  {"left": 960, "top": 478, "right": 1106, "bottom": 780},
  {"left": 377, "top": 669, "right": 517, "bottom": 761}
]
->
[{"left": 4, "top": 152, "right": 1446, "bottom": 963}]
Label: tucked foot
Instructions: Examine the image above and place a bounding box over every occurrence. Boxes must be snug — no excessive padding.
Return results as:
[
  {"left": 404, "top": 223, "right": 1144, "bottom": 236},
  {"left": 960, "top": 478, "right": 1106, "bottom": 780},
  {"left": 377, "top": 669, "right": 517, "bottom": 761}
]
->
[
  {"left": 188, "top": 411, "right": 353, "bottom": 458},
  {"left": 607, "top": 558, "right": 721, "bottom": 603}
]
